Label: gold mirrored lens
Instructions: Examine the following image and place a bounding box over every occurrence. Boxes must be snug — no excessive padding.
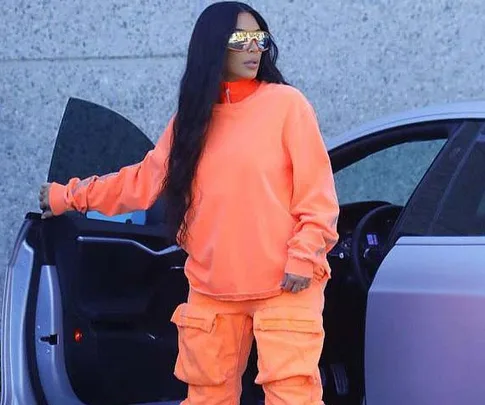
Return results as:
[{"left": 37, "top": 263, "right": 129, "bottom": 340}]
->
[{"left": 227, "top": 31, "right": 270, "bottom": 51}]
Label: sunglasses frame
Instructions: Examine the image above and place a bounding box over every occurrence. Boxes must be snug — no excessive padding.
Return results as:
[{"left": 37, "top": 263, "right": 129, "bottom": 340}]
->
[{"left": 227, "top": 30, "right": 271, "bottom": 52}]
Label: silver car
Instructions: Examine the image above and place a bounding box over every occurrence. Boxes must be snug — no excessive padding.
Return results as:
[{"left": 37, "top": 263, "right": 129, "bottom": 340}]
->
[{"left": 3, "top": 98, "right": 485, "bottom": 405}]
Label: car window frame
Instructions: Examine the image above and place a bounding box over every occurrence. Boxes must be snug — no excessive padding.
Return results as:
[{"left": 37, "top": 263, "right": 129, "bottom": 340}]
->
[
  {"left": 332, "top": 138, "right": 448, "bottom": 207},
  {"left": 329, "top": 121, "right": 459, "bottom": 208}
]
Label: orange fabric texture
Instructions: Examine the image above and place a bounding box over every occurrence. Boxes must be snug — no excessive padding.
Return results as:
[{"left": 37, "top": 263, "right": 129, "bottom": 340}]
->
[
  {"left": 219, "top": 78, "right": 261, "bottom": 103},
  {"left": 171, "top": 281, "right": 326, "bottom": 405},
  {"left": 49, "top": 81, "right": 340, "bottom": 301}
]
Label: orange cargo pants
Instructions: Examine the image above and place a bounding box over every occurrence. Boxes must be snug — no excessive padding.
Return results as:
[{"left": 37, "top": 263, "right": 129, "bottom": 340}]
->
[{"left": 170, "top": 280, "right": 326, "bottom": 405}]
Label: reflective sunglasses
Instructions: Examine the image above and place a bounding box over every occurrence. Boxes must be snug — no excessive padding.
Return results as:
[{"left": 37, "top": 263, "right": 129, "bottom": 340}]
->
[{"left": 227, "top": 30, "right": 271, "bottom": 52}]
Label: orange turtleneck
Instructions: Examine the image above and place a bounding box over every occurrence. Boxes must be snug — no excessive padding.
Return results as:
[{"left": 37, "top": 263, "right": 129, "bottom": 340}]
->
[{"left": 220, "top": 79, "right": 261, "bottom": 104}]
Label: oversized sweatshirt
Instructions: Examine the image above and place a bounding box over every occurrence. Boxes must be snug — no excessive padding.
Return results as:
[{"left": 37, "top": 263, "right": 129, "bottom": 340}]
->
[{"left": 49, "top": 80, "right": 340, "bottom": 301}]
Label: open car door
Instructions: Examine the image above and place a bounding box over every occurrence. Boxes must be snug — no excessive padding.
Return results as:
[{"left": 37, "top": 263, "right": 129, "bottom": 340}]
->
[
  {"left": 2, "top": 99, "right": 189, "bottom": 405},
  {"left": 363, "top": 120, "right": 485, "bottom": 404},
  {"left": 325, "top": 112, "right": 485, "bottom": 404}
]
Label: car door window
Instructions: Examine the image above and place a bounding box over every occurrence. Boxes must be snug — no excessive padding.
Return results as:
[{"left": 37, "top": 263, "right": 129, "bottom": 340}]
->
[
  {"left": 48, "top": 98, "right": 155, "bottom": 185},
  {"left": 428, "top": 132, "right": 485, "bottom": 236},
  {"left": 389, "top": 121, "right": 483, "bottom": 240},
  {"left": 334, "top": 139, "right": 446, "bottom": 206},
  {"left": 48, "top": 98, "right": 161, "bottom": 225}
]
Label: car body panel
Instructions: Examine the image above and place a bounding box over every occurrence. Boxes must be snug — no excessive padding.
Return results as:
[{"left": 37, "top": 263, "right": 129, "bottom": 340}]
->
[
  {"left": 1, "top": 222, "right": 38, "bottom": 405},
  {"left": 35, "top": 265, "right": 85, "bottom": 405},
  {"left": 366, "top": 236, "right": 485, "bottom": 405}
]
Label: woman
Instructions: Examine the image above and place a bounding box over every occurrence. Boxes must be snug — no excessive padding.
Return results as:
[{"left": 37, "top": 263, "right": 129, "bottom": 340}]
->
[{"left": 39, "top": 2, "right": 339, "bottom": 404}]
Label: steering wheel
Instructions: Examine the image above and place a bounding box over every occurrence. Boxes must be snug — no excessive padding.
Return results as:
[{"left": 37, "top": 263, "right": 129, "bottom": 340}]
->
[{"left": 350, "top": 204, "right": 402, "bottom": 291}]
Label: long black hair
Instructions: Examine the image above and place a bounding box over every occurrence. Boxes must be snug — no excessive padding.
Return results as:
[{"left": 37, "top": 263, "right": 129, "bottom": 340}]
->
[{"left": 162, "top": 1, "right": 288, "bottom": 244}]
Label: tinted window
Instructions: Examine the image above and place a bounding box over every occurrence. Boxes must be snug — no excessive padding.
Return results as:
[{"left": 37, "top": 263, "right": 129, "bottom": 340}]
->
[
  {"left": 334, "top": 140, "right": 446, "bottom": 206},
  {"left": 48, "top": 98, "right": 154, "bottom": 184},
  {"left": 391, "top": 121, "right": 482, "bottom": 239},
  {"left": 47, "top": 98, "right": 161, "bottom": 225},
  {"left": 430, "top": 134, "right": 485, "bottom": 235}
]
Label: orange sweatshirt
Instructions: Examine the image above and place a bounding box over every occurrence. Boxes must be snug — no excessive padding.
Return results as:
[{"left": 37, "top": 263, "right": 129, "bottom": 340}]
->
[{"left": 49, "top": 81, "right": 339, "bottom": 301}]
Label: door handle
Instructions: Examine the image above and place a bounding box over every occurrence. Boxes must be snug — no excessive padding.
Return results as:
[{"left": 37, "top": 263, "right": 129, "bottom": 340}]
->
[{"left": 77, "top": 236, "right": 181, "bottom": 257}]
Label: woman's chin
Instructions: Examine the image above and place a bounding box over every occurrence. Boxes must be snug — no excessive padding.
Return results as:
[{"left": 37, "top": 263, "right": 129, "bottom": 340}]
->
[{"left": 237, "top": 71, "right": 258, "bottom": 80}]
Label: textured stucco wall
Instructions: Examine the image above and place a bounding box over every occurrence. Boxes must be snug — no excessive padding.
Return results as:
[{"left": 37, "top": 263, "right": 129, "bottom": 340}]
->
[{"left": 2, "top": 0, "right": 485, "bottom": 287}]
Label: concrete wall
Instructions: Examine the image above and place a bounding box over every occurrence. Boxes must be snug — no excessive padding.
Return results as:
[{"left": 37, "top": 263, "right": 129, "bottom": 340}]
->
[{"left": 1, "top": 0, "right": 485, "bottom": 286}]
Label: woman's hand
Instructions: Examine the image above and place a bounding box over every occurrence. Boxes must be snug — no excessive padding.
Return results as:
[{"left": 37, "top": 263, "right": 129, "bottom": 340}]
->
[
  {"left": 281, "top": 273, "right": 311, "bottom": 294},
  {"left": 39, "top": 183, "right": 54, "bottom": 219}
]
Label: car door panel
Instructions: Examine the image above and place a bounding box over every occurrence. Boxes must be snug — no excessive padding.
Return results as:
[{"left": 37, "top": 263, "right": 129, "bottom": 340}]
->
[
  {"left": 35, "top": 259, "right": 188, "bottom": 405},
  {"left": 362, "top": 120, "right": 485, "bottom": 405},
  {"left": 326, "top": 120, "right": 459, "bottom": 404},
  {"left": 1, "top": 221, "right": 38, "bottom": 405},
  {"left": 28, "top": 99, "right": 189, "bottom": 404},
  {"left": 37, "top": 204, "right": 188, "bottom": 404},
  {"left": 36, "top": 264, "right": 85, "bottom": 405},
  {"left": 366, "top": 236, "right": 485, "bottom": 405}
]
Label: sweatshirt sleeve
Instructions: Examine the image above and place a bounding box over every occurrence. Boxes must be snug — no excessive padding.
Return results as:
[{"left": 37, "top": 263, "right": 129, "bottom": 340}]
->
[
  {"left": 282, "top": 92, "right": 340, "bottom": 281},
  {"left": 48, "top": 117, "right": 174, "bottom": 217}
]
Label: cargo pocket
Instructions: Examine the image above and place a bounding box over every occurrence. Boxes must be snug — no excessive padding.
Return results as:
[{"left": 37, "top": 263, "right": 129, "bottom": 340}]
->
[
  {"left": 171, "top": 303, "right": 226, "bottom": 386},
  {"left": 253, "top": 306, "right": 324, "bottom": 386}
]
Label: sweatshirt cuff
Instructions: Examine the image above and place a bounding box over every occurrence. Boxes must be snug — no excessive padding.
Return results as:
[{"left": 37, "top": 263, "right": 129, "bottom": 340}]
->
[
  {"left": 285, "top": 256, "right": 315, "bottom": 278},
  {"left": 284, "top": 256, "right": 331, "bottom": 282},
  {"left": 49, "top": 182, "right": 69, "bottom": 216}
]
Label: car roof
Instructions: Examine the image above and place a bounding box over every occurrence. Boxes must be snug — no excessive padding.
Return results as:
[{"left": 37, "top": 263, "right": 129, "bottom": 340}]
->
[{"left": 326, "top": 100, "right": 485, "bottom": 150}]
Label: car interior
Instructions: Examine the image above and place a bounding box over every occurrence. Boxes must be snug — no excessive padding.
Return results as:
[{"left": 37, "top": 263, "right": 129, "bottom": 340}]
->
[{"left": 23, "top": 99, "right": 464, "bottom": 405}]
